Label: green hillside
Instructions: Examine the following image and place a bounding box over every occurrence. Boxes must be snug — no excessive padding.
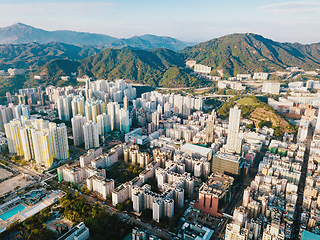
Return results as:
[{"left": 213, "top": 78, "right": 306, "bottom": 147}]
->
[
  {"left": 180, "top": 33, "right": 320, "bottom": 77},
  {"left": 77, "top": 48, "right": 203, "bottom": 87},
  {"left": 217, "top": 95, "right": 296, "bottom": 137},
  {"left": 0, "top": 42, "right": 101, "bottom": 70}
]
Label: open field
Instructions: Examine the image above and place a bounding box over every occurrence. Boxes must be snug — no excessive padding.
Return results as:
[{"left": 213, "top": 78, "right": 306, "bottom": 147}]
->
[
  {"left": 237, "top": 97, "right": 260, "bottom": 106},
  {"left": 0, "top": 174, "right": 32, "bottom": 197},
  {"left": 0, "top": 168, "right": 12, "bottom": 180}
]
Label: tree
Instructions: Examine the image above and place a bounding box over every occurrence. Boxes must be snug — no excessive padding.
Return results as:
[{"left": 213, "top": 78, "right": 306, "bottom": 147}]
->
[
  {"left": 106, "top": 193, "right": 112, "bottom": 201},
  {"left": 258, "top": 120, "right": 272, "bottom": 128},
  {"left": 125, "top": 200, "right": 133, "bottom": 212},
  {"left": 116, "top": 203, "right": 125, "bottom": 211},
  {"left": 141, "top": 209, "right": 152, "bottom": 221},
  {"left": 246, "top": 124, "right": 255, "bottom": 131},
  {"left": 133, "top": 167, "right": 138, "bottom": 174},
  {"left": 160, "top": 216, "right": 170, "bottom": 228}
]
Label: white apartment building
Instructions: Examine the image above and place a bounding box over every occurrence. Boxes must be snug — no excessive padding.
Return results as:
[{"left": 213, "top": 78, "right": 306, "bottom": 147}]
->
[
  {"left": 71, "top": 115, "right": 87, "bottom": 146},
  {"left": 262, "top": 82, "right": 280, "bottom": 94},
  {"left": 86, "top": 175, "right": 114, "bottom": 199},
  {"left": 253, "top": 72, "right": 268, "bottom": 80},
  {"left": 83, "top": 121, "right": 99, "bottom": 150}
]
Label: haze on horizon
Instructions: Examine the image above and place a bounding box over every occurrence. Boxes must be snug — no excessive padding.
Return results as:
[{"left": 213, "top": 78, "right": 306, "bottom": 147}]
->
[{"left": 0, "top": 0, "right": 320, "bottom": 44}]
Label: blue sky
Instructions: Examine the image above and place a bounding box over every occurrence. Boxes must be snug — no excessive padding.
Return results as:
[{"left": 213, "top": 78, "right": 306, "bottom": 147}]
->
[{"left": 0, "top": 0, "right": 320, "bottom": 43}]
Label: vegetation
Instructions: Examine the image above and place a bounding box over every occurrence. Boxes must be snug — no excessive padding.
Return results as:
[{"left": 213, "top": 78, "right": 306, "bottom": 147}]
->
[
  {"left": 106, "top": 162, "right": 143, "bottom": 184},
  {"left": 58, "top": 194, "right": 132, "bottom": 239},
  {"left": 217, "top": 95, "right": 296, "bottom": 136},
  {"left": 0, "top": 75, "right": 26, "bottom": 96},
  {"left": 258, "top": 120, "right": 272, "bottom": 128},
  {"left": 116, "top": 200, "right": 133, "bottom": 212},
  {"left": 0, "top": 41, "right": 101, "bottom": 71},
  {"left": 145, "top": 177, "right": 160, "bottom": 193},
  {"left": 141, "top": 209, "right": 153, "bottom": 221}
]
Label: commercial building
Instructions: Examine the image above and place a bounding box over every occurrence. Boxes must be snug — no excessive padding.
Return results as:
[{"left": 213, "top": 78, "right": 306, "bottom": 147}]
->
[
  {"left": 194, "top": 172, "right": 234, "bottom": 217},
  {"left": 225, "top": 106, "right": 242, "bottom": 154},
  {"left": 211, "top": 151, "right": 244, "bottom": 179},
  {"left": 180, "top": 143, "right": 212, "bottom": 160},
  {"left": 178, "top": 222, "right": 214, "bottom": 240}
]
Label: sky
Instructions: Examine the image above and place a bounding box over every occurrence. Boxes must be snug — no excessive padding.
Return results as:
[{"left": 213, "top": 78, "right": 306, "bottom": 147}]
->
[{"left": 0, "top": 0, "right": 320, "bottom": 44}]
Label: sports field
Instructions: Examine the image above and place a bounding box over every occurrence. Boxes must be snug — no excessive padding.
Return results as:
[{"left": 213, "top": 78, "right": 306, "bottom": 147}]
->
[{"left": 237, "top": 97, "right": 260, "bottom": 106}]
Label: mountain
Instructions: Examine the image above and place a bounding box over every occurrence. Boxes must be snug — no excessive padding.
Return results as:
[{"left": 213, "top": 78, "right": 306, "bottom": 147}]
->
[
  {"left": 0, "top": 23, "right": 193, "bottom": 51},
  {"left": 77, "top": 48, "right": 199, "bottom": 87},
  {"left": 0, "top": 23, "right": 117, "bottom": 45},
  {"left": 29, "top": 48, "right": 202, "bottom": 88},
  {"left": 180, "top": 33, "right": 320, "bottom": 77},
  {"left": 107, "top": 34, "right": 193, "bottom": 52},
  {"left": 0, "top": 42, "right": 102, "bottom": 70}
]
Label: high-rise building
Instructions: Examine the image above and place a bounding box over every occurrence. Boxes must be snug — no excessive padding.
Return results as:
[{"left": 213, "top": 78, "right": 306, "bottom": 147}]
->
[
  {"left": 119, "top": 109, "right": 130, "bottom": 133},
  {"left": 57, "top": 95, "right": 73, "bottom": 121},
  {"left": 20, "top": 126, "right": 34, "bottom": 161},
  {"left": 85, "top": 99, "right": 105, "bottom": 123},
  {"left": 123, "top": 96, "right": 129, "bottom": 110},
  {"left": 164, "top": 102, "right": 171, "bottom": 118},
  {"left": 71, "top": 95, "right": 85, "bottom": 117},
  {"left": 226, "top": 106, "right": 242, "bottom": 154},
  {"left": 4, "top": 119, "right": 23, "bottom": 156},
  {"left": 97, "top": 113, "right": 110, "bottom": 135},
  {"left": 83, "top": 121, "right": 99, "bottom": 150},
  {"left": 50, "top": 123, "right": 69, "bottom": 160},
  {"left": 6, "top": 92, "right": 11, "bottom": 104},
  {"left": 225, "top": 222, "right": 248, "bottom": 240},
  {"left": 205, "top": 111, "right": 215, "bottom": 143},
  {"left": 153, "top": 198, "right": 163, "bottom": 222},
  {"left": 107, "top": 102, "right": 120, "bottom": 131},
  {"left": 183, "top": 96, "right": 191, "bottom": 117},
  {"left": 30, "top": 128, "right": 54, "bottom": 168},
  {"left": 85, "top": 78, "right": 91, "bottom": 99},
  {"left": 71, "top": 115, "right": 87, "bottom": 146},
  {"left": 14, "top": 104, "right": 30, "bottom": 119},
  {"left": 152, "top": 111, "right": 159, "bottom": 132}
]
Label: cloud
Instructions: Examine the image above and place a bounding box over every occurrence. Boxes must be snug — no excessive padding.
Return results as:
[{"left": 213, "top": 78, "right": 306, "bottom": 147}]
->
[
  {"left": 0, "top": 2, "right": 115, "bottom": 16},
  {"left": 258, "top": 1, "right": 320, "bottom": 14}
]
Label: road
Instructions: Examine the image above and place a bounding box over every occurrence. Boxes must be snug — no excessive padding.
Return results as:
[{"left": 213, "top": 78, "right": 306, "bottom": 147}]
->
[
  {"left": 292, "top": 127, "right": 313, "bottom": 239},
  {"left": 214, "top": 184, "right": 246, "bottom": 239}
]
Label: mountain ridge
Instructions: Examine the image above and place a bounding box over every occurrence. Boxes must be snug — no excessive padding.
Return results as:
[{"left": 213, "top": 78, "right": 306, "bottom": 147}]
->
[
  {"left": 0, "top": 23, "right": 193, "bottom": 51},
  {"left": 180, "top": 33, "right": 320, "bottom": 77}
]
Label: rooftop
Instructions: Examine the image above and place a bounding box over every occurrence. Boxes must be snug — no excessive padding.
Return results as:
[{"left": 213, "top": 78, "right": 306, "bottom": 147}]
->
[
  {"left": 199, "top": 172, "right": 234, "bottom": 199},
  {"left": 214, "top": 151, "right": 243, "bottom": 163},
  {"left": 181, "top": 143, "right": 212, "bottom": 155}
]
